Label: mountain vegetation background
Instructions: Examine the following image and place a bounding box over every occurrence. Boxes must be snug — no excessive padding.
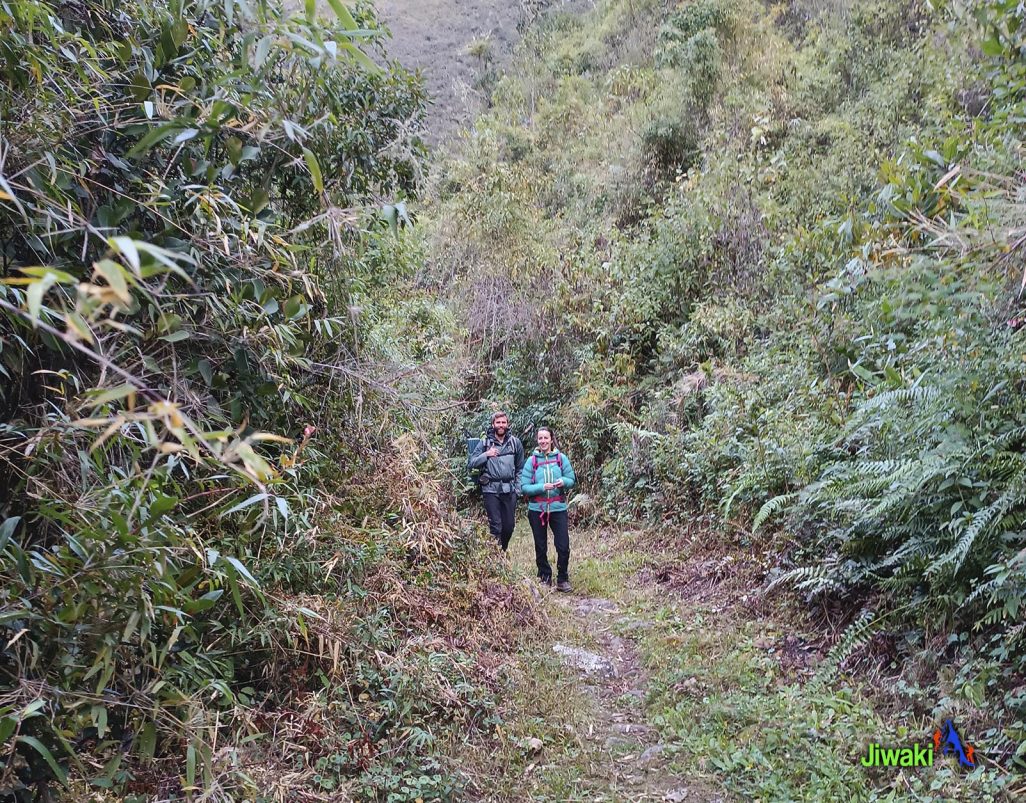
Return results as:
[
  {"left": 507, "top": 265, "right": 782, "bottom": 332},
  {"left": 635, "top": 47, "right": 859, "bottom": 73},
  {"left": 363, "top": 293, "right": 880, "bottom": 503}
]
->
[{"left": 1, "top": 0, "right": 1025, "bottom": 800}]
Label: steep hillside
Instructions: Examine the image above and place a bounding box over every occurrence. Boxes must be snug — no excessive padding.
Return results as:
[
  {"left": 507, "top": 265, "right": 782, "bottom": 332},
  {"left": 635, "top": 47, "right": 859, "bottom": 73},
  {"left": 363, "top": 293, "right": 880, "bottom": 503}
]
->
[{"left": 374, "top": 0, "right": 592, "bottom": 141}]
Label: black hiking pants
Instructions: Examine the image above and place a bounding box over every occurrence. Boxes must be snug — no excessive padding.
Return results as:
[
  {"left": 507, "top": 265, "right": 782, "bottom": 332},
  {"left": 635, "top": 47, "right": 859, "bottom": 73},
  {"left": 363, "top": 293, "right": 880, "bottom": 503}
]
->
[
  {"left": 528, "top": 509, "right": 569, "bottom": 582},
  {"left": 483, "top": 491, "right": 517, "bottom": 551}
]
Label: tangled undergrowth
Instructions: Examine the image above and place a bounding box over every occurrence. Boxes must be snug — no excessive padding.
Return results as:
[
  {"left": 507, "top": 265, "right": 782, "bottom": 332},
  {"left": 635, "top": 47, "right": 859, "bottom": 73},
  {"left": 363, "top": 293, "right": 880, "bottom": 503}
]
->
[{"left": 0, "top": 0, "right": 537, "bottom": 800}]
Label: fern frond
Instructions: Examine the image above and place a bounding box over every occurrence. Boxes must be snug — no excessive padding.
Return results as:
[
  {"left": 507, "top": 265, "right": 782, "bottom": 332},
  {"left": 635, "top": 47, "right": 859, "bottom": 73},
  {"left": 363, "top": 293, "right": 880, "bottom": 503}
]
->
[
  {"left": 752, "top": 492, "right": 798, "bottom": 531},
  {"left": 767, "top": 560, "right": 846, "bottom": 596},
  {"left": 928, "top": 470, "right": 1026, "bottom": 577},
  {"left": 864, "top": 534, "right": 934, "bottom": 572},
  {"left": 814, "top": 608, "right": 880, "bottom": 684},
  {"left": 857, "top": 385, "right": 940, "bottom": 413}
]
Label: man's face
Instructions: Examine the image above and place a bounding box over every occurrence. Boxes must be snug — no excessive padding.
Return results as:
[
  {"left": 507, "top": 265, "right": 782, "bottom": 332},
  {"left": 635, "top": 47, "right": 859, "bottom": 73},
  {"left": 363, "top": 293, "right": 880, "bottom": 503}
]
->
[{"left": 492, "top": 416, "right": 508, "bottom": 436}]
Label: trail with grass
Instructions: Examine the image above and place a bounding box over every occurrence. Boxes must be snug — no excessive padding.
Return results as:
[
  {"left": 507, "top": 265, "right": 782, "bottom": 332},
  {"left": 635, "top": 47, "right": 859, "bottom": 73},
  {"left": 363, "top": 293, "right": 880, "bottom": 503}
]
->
[
  {"left": 477, "top": 526, "right": 722, "bottom": 802},
  {"left": 483, "top": 525, "right": 724, "bottom": 802},
  {"left": 481, "top": 523, "right": 1011, "bottom": 802},
  {"left": 532, "top": 578, "right": 720, "bottom": 800}
]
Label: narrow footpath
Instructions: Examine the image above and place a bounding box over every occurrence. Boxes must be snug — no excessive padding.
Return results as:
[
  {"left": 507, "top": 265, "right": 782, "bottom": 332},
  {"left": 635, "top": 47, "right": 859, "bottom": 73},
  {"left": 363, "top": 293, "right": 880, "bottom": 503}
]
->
[
  {"left": 543, "top": 590, "right": 728, "bottom": 802},
  {"left": 491, "top": 525, "right": 733, "bottom": 802}
]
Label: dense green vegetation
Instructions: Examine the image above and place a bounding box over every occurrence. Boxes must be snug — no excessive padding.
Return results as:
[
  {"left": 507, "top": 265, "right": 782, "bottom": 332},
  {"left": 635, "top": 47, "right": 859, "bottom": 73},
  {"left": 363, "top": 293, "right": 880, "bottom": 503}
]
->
[
  {"left": 428, "top": 0, "right": 1026, "bottom": 788},
  {"left": 0, "top": 1, "right": 521, "bottom": 800},
  {"left": 4, "top": 0, "right": 1026, "bottom": 800}
]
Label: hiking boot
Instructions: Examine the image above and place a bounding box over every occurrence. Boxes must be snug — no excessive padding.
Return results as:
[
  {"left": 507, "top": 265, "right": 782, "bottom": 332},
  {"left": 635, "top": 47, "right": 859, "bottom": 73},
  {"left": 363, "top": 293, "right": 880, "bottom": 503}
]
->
[{"left": 556, "top": 579, "right": 572, "bottom": 593}]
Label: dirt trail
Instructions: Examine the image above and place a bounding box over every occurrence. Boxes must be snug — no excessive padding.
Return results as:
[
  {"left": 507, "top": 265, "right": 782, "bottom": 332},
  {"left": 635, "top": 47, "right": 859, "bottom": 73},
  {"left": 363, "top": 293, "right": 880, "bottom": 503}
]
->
[
  {"left": 373, "top": 1, "right": 722, "bottom": 798},
  {"left": 543, "top": 589, "right": 727, "bottom": 802}
]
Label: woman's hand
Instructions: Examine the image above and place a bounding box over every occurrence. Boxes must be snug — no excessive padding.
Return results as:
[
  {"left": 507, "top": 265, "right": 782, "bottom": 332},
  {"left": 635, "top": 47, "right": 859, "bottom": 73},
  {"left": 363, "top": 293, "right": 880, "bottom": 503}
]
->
[
  {"left": 553, "top": 479, "right": 564, "bottom": 488},
  {"left": 543, "top": 482, "right": 556, "bottom": 490}
]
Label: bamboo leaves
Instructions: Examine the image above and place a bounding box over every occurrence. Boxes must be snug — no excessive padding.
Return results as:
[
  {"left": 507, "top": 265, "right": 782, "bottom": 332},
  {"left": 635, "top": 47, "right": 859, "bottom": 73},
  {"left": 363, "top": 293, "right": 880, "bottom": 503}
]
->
[
  {"left": 0, "top": 0, "right": 426, "bottom": 795},
  {"left": 326, "top": 0, "right": 359, "bottom": 30},
  {"left": 16, "top": 736, "right": 68, "bottom": 786},
  {"left": 303, "top": 147, "right": 324, "bottom": 193}
]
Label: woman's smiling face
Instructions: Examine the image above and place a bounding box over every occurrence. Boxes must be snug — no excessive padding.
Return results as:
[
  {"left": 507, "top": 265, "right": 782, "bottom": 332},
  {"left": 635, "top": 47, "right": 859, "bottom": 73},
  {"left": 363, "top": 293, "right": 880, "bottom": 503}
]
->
[{"left": 536, "top": 429, "right": 552, "bottom": 452}]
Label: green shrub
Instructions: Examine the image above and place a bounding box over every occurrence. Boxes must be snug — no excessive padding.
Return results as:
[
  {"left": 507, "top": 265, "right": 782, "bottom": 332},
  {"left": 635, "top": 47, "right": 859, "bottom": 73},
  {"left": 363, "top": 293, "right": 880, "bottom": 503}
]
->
[
  {"left": 658, "top": 0, "right": 737, "bottom": 43},
  {"left": 0, "top": 0, "right": 476, "bottom": 797},
  {"left": 641, "top": 115, "right": 702, "bottom": 175}
]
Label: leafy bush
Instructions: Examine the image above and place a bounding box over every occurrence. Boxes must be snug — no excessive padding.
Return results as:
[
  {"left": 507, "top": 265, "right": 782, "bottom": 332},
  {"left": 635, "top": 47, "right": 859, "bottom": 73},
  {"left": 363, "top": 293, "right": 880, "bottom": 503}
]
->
[
  {"left": 658, "top": 0, "right": 737, "bottom": 44},
  {"left": 641, "top": 114, "right": 703, "bottom": 177},
  {"left": 0, "top": 0, "right": 537, "bottom": 798}
]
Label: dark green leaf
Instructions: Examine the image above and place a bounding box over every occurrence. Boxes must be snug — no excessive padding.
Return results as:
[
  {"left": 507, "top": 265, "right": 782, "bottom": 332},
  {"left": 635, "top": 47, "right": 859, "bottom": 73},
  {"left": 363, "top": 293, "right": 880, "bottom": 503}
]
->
[
  {"left": 17, "top": 736, "right": 68, "bottom": 786},
  {"left": 127, "top": 123, "right": 180, "bottom": 157},
  {"left": 0, "top": 516, "right": 21, "bottom": 553}
]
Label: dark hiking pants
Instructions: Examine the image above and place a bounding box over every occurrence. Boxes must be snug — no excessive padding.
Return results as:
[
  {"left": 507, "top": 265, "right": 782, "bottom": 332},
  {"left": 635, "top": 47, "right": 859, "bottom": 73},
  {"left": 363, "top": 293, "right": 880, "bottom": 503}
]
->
[
  {"left": 483, "top": 491, "right": 517, "bottom": 551},
  {"left": 528, "top": 509, "right": 569, "bottom": 582}
]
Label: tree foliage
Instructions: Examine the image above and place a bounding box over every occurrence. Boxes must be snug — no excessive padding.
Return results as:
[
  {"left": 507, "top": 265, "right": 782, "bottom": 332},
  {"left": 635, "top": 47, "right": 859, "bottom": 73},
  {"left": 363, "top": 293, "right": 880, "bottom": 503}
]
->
[{"left": 0, "top": 0, "right": 446, "bottom": 798}]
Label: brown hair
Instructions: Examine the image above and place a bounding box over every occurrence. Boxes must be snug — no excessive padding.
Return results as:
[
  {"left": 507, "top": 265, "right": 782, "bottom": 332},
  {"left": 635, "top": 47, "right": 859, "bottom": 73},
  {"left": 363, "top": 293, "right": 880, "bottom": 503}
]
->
[
  {"left": 490, "top": 410, "right": 509, "bottom": 425},
  {"left": 536, "top": 426, "right": 557, "bottom": 449}
]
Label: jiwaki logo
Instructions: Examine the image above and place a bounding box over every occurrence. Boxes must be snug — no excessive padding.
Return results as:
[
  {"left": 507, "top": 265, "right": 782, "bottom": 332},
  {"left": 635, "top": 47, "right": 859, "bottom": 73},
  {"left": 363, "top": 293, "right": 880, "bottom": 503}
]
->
[{"left": 860, "top": 720, "right": 977, "bottom": 769}]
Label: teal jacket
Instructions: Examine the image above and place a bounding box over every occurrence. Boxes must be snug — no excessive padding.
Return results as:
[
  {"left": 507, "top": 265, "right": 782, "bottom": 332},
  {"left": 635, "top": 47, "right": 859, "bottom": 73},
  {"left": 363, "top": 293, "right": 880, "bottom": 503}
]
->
[{"left": 519, "top": 449, "right": 576, "bottom": 513}]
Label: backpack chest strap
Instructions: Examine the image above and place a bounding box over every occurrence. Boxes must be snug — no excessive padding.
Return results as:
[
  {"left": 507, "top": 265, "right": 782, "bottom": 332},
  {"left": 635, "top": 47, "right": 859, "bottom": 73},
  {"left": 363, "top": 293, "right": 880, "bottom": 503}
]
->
[{"left": 530, "top": 453, "right": 563, "bottom": 482}]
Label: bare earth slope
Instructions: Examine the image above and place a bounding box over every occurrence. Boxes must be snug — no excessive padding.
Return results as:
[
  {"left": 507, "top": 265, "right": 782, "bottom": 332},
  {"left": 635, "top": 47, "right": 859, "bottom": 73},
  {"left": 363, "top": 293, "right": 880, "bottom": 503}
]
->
[{"left": 376, "top": 0, "right": 591, "bottom": 141}]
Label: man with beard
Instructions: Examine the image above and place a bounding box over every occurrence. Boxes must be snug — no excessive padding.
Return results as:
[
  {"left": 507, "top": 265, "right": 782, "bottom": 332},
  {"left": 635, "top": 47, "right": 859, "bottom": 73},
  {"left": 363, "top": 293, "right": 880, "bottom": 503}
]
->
[{"left": 468, "top": 411, "right": 525, "bottom": 551}]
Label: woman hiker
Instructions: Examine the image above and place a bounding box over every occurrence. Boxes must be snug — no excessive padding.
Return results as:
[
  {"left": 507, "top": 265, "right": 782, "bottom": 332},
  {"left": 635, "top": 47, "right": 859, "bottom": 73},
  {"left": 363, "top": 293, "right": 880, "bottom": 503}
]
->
[{"left": 520, "top": 426, "right": 576, "bottom": 592}]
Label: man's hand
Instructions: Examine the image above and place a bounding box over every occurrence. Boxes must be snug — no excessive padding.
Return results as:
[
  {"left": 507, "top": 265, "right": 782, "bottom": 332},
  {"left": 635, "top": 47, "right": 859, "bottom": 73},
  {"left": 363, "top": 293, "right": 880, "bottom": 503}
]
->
[{"left": 485, "top": 447, "right": 499, "bottom": 458}]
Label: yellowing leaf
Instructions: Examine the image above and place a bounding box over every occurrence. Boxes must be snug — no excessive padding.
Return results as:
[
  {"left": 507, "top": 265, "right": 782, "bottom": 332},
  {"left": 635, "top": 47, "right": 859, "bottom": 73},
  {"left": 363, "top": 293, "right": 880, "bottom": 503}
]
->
[
  {"left": 93, "top": 259, "right": 132, "bottom": 304},
  {"left": 89, "top": 417, "right": 128, "bottom": 453},
  {"left": 85, "top": 384, "right": 138, "bottom": 408},
  {"left": 17, "top": 266, "right": 75, "bottom": 283},
  {"left": 65, "top": 312, "right": 95, "bottom": 344},
  {"left": 249, "top": 432, "right": 293, "bottom": 444}
]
